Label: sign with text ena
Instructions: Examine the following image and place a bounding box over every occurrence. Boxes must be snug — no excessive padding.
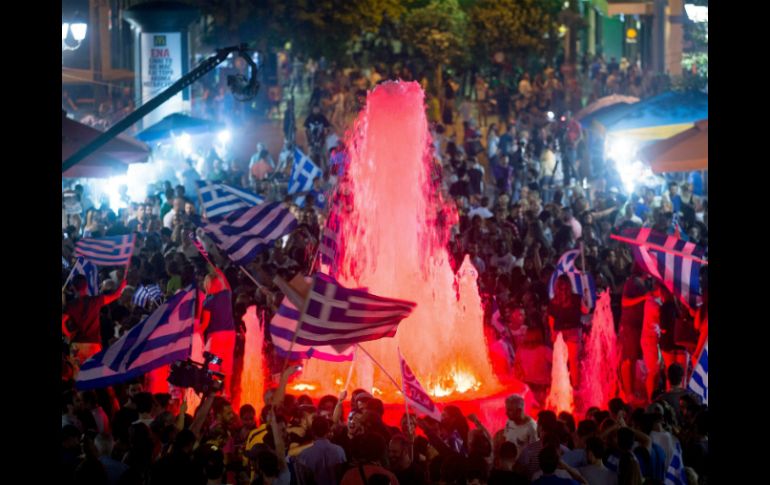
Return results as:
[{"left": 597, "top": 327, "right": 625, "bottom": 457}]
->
[{"left": 140, "top": 33, "right": 183, "bottom": 126}]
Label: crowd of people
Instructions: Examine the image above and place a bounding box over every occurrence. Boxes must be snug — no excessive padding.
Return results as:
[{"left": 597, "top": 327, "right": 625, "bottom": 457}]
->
[{"left": 62, "top": 58, "right": 708, "bottom": 484}]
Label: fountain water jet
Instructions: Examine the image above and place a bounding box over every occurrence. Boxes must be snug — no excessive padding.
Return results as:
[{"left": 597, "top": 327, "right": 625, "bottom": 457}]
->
[{"left": 298, "top": 81, "right": 501, "bottom": 402}]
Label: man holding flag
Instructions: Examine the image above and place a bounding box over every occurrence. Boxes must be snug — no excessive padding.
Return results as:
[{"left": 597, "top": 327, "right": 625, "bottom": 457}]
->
[{"left": 63, "top": 273, "right": 127, "bottom": 364}]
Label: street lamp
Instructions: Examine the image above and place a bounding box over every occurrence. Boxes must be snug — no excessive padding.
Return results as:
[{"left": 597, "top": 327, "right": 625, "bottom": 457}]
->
[{"left": 62, "top": 16, "right": 87, "bottom": 51}]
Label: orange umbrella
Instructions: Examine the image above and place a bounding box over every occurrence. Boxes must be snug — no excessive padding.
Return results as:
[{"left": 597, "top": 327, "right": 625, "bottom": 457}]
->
[{"left": 639, "top": 119, "right": 708, "bottom": 173}]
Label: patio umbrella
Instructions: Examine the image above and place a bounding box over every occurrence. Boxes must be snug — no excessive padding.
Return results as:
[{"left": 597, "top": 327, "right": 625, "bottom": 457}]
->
[
  {"left": 62, "top": 111, "right": 150, "bottom": 178},
  {"left": 638, "top": 119, "right": 707, "bottom": 173},
  {"left": 136, "top": 113, "right": 224, "bottom": 143},
  {"left": 602, "top": 90, "right": 708, "bottom": 142},
  {"left": 574, "top": 95, "right": 639, "bottom": 121}
]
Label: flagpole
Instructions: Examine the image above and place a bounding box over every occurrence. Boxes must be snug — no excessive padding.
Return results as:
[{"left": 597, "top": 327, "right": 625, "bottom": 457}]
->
[
  {"left": 609, "top": 234, "right": 708, "bottom": 265},
  {"left": 274, "top": 275, "right": 312, "bottom": 375},
  {"left": 342, "top": 347, "right": 357, "bottom": 391},
  {"left": 398, "top": 348, "right": 415, "bottom": 462},
  {"left": 354, "top": 343, "right": 401, "bottom": 390}
]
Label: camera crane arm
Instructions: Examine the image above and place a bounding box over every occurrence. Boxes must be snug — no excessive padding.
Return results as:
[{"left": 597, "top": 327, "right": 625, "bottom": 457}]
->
[{"left": 62, "top": 44, "right": 258, "bottom": 174}]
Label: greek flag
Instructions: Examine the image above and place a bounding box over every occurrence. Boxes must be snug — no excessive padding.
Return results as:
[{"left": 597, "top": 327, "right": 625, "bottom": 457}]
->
[
  {"left": 293, "top": 272, "right": 416, "bottom": 347},
  {"left": 269, "top": 297, "right": 354, "bottom": 362},
  {"left": 194, "top": 202, "right": 297, "bottom": 266},
  {"left": 548, "top": 249, "right": 597, "bottom": 310},
  {"left": 133, "top": 284, "right": 163, "bottom": 308},
  {"left": 318, "top": 205, "right": 340, "bottom": 269},
  {"left": 76, "top": 286, "right": 197, "bottom": 390},
  {"left": 664, "top": 440, "right": 687, "bottom": 485},
  {"left": 620, "top": 228, "right": 705, "bottom": 309},
  {"left": 288, "top": 148, "right": 322, "bottom": 197},
  {"left": 399, "top": 349, "right": 442, "bottom": 421},
  {"left": 196, "top": 180, "right": 264, "bottom": 221},
  {"left": 75, "top": 234, "right": 136, "bottom": 267},
  {"left": 688, "top": 340, "right": 708, "bottom": 405},
  {"left": 67, "top": 256, "right": 99, "bottom": 296}
]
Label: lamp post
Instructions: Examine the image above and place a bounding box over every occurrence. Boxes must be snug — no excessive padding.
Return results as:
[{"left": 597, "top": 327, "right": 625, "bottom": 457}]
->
[{"left": 62, "top": 18, "right": 87, "bottom": 51}]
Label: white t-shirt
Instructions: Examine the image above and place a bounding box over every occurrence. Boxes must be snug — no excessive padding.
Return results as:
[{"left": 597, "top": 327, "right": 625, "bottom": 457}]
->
[
  {"left": 163, "top": 209, "right": 177, "bottom": 229},
  {"left": 503, "top": 417, "right": 538, "bottom": 449},
  {"left": 651, "top": 430, "right": 677, "bottom": 470},
  {"left": 578, "top": 463, "right": 618, "bottom": 485}
]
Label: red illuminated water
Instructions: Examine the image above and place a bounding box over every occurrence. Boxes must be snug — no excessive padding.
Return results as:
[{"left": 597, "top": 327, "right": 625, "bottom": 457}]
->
[
  {"left": 296, "top": 81, "right": 502, "bottom": 403},
  {"left": 546, "top": 332, "right": 575, "bottom": 414},
  {"left": 579, "top": 290, "right": 619, "bottom": 410}
]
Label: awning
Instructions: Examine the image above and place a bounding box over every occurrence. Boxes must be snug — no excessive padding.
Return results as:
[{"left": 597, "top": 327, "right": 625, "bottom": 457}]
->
[
  {"left": 638, "top": 119, "right": 707, "bottom": 173},
  {"left": 575, "top": 95, "right": 639, "bottom": 121},
  {"left": 603, "top": 90, "right": 708, "bottom": 142},
  {"left": 136, "top": 113, "right": 224, "bottom": 143},
  {"left": 62, "top": 111, "right": 150, "bottom": 178}
]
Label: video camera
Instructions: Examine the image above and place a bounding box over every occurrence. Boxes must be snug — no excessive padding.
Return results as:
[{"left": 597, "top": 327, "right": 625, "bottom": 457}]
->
[{"left": 167, "top": 352, "right": 225, "bottom": 395}]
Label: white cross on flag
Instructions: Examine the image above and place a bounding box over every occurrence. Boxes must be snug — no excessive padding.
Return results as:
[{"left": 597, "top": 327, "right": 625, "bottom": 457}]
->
[{"left": 399, "top": 349, "right": 442, "bottom": 421}]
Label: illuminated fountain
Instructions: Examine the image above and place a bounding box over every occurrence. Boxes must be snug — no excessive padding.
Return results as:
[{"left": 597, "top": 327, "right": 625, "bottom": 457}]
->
[
  {"left": 296, "top": 81, "right": 502, "bottom": 405},
  {"left": 546, "top": 332, "right": 574, "bottom": 415},
  {"left": 579, "top": 290, "right": 619, "bottom": 410}
]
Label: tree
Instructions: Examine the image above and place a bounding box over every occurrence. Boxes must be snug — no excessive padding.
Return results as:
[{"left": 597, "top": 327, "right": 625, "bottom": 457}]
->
[
  {"left": 402, "top": 0, "right": 468, "bottom": 103},
  {"left": 468, "top": 0, "right": 562, "bottom": 69}
]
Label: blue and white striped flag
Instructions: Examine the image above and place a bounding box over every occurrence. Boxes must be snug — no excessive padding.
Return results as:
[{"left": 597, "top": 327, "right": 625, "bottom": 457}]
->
[
  {"left": 293, "top": 272, "right": 417, "bottom": 347},
  {"left": 76, "top": 286, "right": 197, "bottom": 390},
  {"left": 618, "top": 228, "right": 705, "bottom": 309},
  {"left": 664, "top": 440, "right": 687, "bottom": 485},
  {"left": 318, "top": 203, "right": 341, "bottom": 269},
  {"left": 194, "top": 202, "right": 297, "bottom": 266},
  {"left": 75, "top": 234, "right": 136, "bottom": 267},
  {"left": 269, "top": 296, "right": 354, "bottom": 362},
  {"left": 68, "top": 256, "right": 99, "bottom": 296},
  {"left": 133, "top": 284, "right": 163, "bottom": 308},
  {"left": 688, "top": 339, "right": 708, "bottom": 405},
  {"left": 196, "top": 180, "right": 264, "bottom": 221},
  {"left": 548, "top": 249, "right": 597, "bottom": 310},
  {"left": 288, "top": 148, "right": 322, "bottom": 201}
]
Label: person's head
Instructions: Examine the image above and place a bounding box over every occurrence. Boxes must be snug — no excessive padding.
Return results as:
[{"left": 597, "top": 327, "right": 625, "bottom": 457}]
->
[
  {"left": 127, "top": 381, "right": 144, "bottom": 399},
  {"left": 172, "top": 197, "right": 185, "bottom": 213},
  {"left": 164, "top": 188, "right": 175, "bottom": 204},
  {"left": 71, "top": 274, "right": 89, "bottom": 295},
  {"left": 505, "top": 394, "right": 526, "bottom": 422},
  {"left": 668, "top": 182, "right": 679, "bottom": 197},
  {"left": 400, "top": 412, "right": 417, "bottom": 437},
  {"left": 576, "top": 419, "right": 598, "bottom": 448},
  {"left": 667, "top": 363, "right": 685, "bottom": 387},
  {"left": 495, "top": 440, "right": 518, "bottom": 470},
  {"left": 317, "top": 395, "right": 338, "bottom": 418},
  {"left": 347, "top": 411, "right": 364, "bottom": 437},
  {"left": 609, "top": 398, "right": 627, "bottom": 419},
  {"left": 364, "top": 398, "right": 385, "bottom": 418},
  {"left": 184, "top": 201, "right": 195, "bottom": 216},
  {"left": 310, "top": 416, "right": 332, "bottom": 440},
  {"left": 585, "top": 436, "right": 605, "bottom": 465},
  {"left": 175, "top": 185, "right": 186, "bottom": 198},
  {"left": 388, "top": 433, "right": 412, "bottom": 471},
  {"left": 538, "top": 445, "right": 560, "bottom": 475},
  {"left": 311, "top": 104, "right": 321, "bottom": 115},
  {"left": 537, "top": 410, "right": 559, "bottom": 439},
  {"left": 93, "top": 433, "right": 114, "bottom": 457},
  {"left": 238, "top": 404, "right": 257, "bottom": 429},
  {"left": 134, "top": 392, "right": 154, "bottom": 416}
]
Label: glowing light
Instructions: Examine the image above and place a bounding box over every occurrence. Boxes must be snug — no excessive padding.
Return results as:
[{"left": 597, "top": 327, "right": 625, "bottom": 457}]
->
[
  {"left": 291, "top": 383, "right": 317, "bottom": 392},
  {"left": 217, "top": 129, "right": 231, "bottom": 144},
  {"left": 335, "top": 378, "right": 343, "bottom": 386},
  {"left": 685, "top": 4, "right": 708, "bottom": 23},
  {"left": 70, "top": 22, "right": 87, "bottom": 41},
  {"left": 62, "top": 23, "right": 69, "bottom": 40},
  {"left": 547, "top": 111, "right": 555, "bottom": 121},
  {"left": 173, "top": 132, "right": 192, "bottom": 156},
  {"left": 371, "top": 387, "right": 383, "bottom": 396},
  {"left": 429, "top": 369, "right": 481, "bottom": 398},
  {"left": 605, "top": 137, "right": 637, "bottom": 163}
]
